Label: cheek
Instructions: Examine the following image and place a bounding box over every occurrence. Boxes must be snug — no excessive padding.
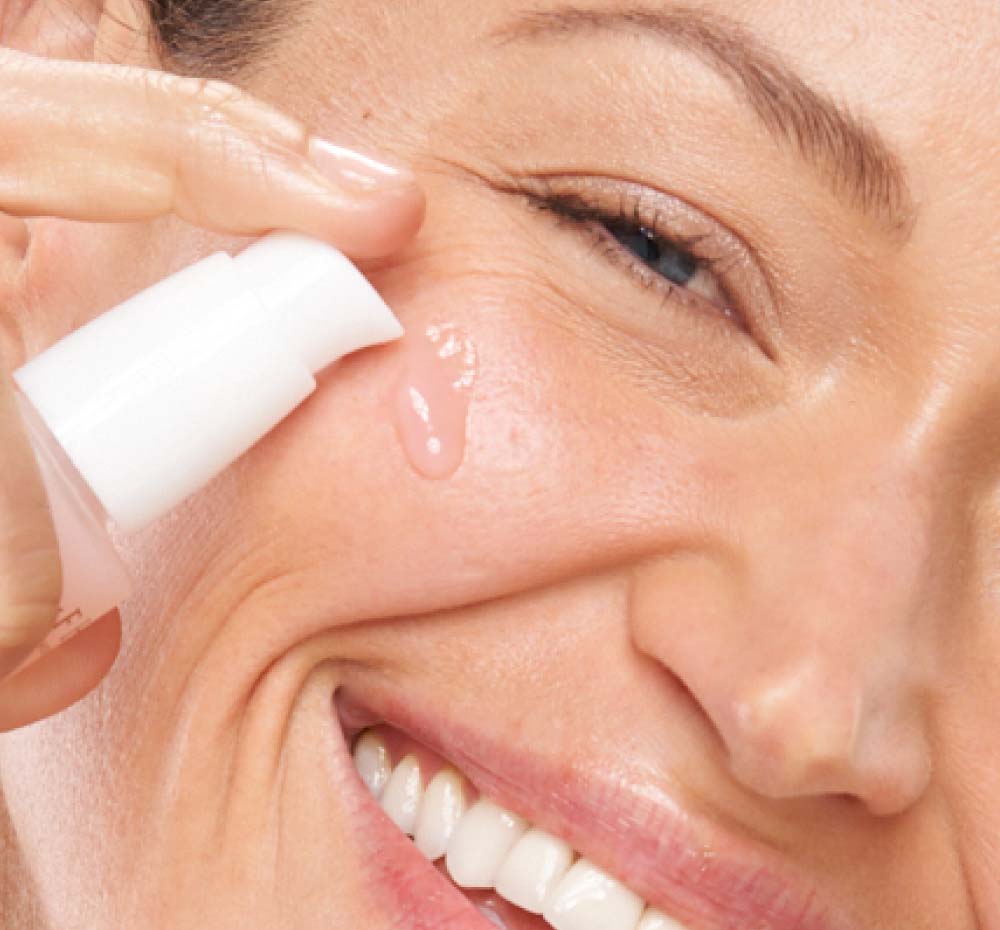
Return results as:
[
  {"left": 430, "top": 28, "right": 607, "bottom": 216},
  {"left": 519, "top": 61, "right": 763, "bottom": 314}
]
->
[
  {"left": 229, "top": 274, "right": 728, "bottom": 630},
  {"left": 114, "top": 266, "right": 742, "bottom": 690}
]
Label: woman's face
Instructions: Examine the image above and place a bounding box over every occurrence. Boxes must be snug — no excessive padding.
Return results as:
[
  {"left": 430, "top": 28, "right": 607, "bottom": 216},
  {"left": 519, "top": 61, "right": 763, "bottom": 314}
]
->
[{"left": 3, "top": 1, "right": 999, "bottom": 928}]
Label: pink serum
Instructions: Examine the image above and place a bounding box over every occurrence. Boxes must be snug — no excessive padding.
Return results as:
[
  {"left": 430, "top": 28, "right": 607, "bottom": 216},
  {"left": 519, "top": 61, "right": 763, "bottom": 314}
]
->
[{"left": 392, "top": 324, "right": 478, "bottom": 480}]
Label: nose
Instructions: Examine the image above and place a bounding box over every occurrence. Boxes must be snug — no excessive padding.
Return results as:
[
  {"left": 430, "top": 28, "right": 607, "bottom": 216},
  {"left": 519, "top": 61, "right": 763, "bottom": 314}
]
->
[{"left": 629, "top": 440, "right": 939, "bottom": 817}]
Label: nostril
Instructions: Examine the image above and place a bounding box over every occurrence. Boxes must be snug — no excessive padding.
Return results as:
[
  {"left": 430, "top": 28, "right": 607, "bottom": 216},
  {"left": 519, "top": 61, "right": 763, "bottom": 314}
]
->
[{"left": 726, "top": 736, "right": 854, "bottom": 803}]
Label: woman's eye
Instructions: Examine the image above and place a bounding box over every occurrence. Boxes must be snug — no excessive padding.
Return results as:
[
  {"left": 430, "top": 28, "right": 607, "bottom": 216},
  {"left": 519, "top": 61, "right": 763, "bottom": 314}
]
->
[
  {"left": 606, "top": 222, "right": 699, "bottom": 287},
  {"left": 602, "top": 220, "right": 731, "bottom": 313},
  {"left": 515, "top": 181, "right": 768, "bottom": 348},
  {"left": 522, "top": 185, "right": 737, "bottom": 320}
]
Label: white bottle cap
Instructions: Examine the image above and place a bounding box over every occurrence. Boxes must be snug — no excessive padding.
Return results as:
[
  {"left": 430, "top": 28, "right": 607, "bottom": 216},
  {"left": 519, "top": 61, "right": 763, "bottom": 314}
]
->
[{"left": 14, "top": 232, "right": 403, "bottom": 533}]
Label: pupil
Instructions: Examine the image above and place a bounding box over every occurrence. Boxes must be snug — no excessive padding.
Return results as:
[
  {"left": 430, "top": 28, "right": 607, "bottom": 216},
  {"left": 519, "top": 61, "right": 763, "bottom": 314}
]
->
[{"left": 610, "top": 224, "right": 699, "bottom": 287}]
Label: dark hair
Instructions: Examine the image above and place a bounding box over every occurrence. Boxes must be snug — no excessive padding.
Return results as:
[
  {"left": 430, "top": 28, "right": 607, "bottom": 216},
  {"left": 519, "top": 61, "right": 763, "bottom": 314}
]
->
[{"left": 146, "top": 0, "right": 284, "bottom": 76}]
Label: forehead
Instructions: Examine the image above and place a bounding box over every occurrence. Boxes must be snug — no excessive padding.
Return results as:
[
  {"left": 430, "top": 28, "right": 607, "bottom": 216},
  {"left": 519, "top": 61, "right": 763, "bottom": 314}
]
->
[
  {"left": 452, "top": 0, "right": 1000, "bottom": 267},
  {"left": 465, "top": 1, "right": 1000, "bottom": 126},
  {"left": 422, "top": 0, "right": 1000, "bottom": 180}
]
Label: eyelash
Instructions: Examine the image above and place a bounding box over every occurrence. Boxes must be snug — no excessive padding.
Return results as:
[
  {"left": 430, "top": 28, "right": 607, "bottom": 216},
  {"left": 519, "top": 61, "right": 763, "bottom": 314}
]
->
[{"left": 525, "top": 188, "right": 746, "bottom": 333}]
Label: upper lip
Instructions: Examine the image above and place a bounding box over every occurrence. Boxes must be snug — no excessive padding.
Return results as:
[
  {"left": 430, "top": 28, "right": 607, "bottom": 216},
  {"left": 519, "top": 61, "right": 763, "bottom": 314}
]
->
[{"left": 338, "top": 681, "right": 856, "bottom": 930}]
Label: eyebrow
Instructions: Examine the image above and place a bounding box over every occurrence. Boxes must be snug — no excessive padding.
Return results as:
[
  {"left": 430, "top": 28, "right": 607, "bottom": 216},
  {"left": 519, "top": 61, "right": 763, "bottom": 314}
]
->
[{"left": 494, "top": 5, "right": 918, "bottom": 239}]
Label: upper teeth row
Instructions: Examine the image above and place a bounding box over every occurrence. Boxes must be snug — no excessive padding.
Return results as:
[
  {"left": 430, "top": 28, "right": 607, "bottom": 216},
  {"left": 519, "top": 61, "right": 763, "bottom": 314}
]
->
[{"left": 353, "top": 732, "right": 693, "bottom": 930}]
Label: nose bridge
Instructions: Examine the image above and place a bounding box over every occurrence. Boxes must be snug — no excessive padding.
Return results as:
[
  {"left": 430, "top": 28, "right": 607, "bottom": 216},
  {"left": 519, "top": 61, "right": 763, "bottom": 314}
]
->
[{"left": 757, "top": 426, "right": 936, "bottom": 670}]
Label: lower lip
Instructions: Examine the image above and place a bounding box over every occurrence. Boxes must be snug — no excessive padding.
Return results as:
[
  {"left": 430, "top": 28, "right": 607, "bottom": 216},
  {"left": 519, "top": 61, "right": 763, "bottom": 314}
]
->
[{"left": 333, "top": 701, "right": 545, "bottom": 930}]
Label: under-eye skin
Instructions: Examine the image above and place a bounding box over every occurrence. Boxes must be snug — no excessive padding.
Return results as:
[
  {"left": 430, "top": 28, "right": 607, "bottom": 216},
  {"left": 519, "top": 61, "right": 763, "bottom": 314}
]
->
[{"left": 510, "top": 175, "right": 777, "bottom": 359}]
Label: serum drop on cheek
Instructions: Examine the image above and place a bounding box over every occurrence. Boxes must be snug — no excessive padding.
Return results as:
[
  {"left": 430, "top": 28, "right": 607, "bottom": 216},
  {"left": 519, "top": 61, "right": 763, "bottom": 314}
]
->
[
  {"left": 392, "top": 323, "right": 477, "bottom": 480},
  {"left": 12, "top": 231, "right": 403, "bottom": 668}
]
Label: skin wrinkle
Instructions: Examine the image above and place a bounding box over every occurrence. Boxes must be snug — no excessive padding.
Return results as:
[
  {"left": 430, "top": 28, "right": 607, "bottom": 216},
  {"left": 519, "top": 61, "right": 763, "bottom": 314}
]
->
[
  {"left": 493, "top": 4, "right": 918, "bottom": 238},
  {"left": 2, "top": 0, "right": 1000, "bottom": 927}
]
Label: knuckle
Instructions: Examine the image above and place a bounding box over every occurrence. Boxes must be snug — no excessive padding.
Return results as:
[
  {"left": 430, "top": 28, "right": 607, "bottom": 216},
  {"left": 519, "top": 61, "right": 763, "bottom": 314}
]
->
[
  {"left": 144, "top": 71, "right": 248, "bottom": 140},
  {"left": 169, "top": 73, "right": 308, "bottom": 156},
  {"left": 140, "top": 68, "right": 308, "bottom": 225},
  {"left": 174, "top": 75, "right": 246, "bottom": 122},
  {"left": 173, "top": 77, "right": 249, "bottom": 166}
]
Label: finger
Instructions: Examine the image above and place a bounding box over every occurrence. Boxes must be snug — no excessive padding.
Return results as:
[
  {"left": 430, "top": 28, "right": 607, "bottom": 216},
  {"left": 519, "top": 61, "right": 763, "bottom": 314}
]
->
[
  {"left": 0, "top": 50, "right": 424, "bottom": 258},
  {"left": 0, "top": 361, "right": 61, "bottom": 681},
  {"left": 0, "top": 610, "right": 120, "bottom": 732}
]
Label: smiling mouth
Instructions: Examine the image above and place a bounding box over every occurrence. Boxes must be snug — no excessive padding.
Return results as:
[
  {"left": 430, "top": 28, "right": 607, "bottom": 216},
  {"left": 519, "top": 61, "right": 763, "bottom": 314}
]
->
[
  {"left": 351, "top": 724, "right": 683, "bottom": 930},
  {"left": 335, "top": 688, "right": 848, "bottom": 930}
]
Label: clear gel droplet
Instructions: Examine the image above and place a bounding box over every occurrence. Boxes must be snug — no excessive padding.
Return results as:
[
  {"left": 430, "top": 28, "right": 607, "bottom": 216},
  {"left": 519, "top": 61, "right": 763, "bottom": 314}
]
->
[{"left": 392, "top": 324, "right": 477, "bottom": 479}]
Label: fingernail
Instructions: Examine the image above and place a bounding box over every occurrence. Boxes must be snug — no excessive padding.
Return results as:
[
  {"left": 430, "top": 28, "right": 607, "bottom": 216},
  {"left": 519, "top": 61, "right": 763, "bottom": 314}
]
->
[{"left": 308, "top": 138, "right": 416, "bottom": 195}]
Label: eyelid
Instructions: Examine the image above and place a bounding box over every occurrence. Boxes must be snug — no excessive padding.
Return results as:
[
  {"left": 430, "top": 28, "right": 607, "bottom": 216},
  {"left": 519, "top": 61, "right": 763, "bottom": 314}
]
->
[
  {"left": 515, "top": 175, "right": 778, "bottom": 358},
  {"left": 536, "top": 194, "right": 746, "bottom": 330}
]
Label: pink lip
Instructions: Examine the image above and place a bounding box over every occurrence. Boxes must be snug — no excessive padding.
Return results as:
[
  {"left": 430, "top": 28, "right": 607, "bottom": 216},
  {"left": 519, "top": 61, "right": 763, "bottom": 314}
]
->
[{"left": 336, "top": 682, "right": 857, "bottom": 930}]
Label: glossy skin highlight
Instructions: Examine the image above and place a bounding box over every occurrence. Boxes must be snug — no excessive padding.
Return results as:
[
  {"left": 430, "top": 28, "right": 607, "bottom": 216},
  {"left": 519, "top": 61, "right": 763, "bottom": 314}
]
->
[
  {"left": 1, "top": 1, "right": 999, "bottom": 929},
  {"left": 393, "top": 324, "right": 478, "bottom": 480}
]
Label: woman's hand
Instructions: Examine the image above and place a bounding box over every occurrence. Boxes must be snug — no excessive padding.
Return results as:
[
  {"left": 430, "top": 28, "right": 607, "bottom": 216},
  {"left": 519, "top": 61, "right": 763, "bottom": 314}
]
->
[{"left": 0, "top": 47, "right": 424, "bottom": 730}]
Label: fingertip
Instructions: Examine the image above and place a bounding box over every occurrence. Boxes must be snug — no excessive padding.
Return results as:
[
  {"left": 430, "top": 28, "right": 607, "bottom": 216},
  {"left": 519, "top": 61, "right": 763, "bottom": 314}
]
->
[{"left": 314, "top": 182, "right": 426, "bottom": 260}]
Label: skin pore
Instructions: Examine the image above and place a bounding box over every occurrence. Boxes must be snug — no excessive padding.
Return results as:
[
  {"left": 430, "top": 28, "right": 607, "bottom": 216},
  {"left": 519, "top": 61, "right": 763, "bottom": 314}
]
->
[{"left": 1, "top": 0, "right": 999, "bottom": 928}]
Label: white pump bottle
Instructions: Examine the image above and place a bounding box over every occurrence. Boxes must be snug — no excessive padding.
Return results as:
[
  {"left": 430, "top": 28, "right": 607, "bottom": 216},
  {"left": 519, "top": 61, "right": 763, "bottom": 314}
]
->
[{"left": 12, "top": 231, "right": 402, "bottom": 663}]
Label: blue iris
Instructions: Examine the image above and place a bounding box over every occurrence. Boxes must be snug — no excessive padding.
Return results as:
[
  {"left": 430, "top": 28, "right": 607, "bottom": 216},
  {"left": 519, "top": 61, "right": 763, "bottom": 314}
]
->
[{"left": 608, "top": 223, "right": 699, "bottom": 287}]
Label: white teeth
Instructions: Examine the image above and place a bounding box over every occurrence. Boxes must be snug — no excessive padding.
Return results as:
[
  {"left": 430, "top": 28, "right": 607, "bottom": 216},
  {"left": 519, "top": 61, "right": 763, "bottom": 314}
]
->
[
  {"left": 349, "top": 734, "right": 689, "bottom": 930},
  {"left": 495, "top": 827, "right": 575, "bottom": 914},
  {"left": 543, "top": 858, "right": 645, "bottom": 930},
  {"left": 352, "top": 732, "right": 390, "bottom": 798},
  {"left": 414, "top": 767, "right": 467, "bottom": 861},
  {"left": 379, "top": 754, "right": 423, "bottom": 835},
  {"left": 445, "top": 799, "right": 527, "bottom": 889},
  {"left": 636, "top": 908, "right": 689, "bottom": 930}
]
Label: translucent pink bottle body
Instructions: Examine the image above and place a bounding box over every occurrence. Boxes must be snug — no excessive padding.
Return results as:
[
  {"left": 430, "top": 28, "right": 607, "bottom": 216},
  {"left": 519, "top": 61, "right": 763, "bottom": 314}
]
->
[{"left": 15, "top": 395, "right": 131, "bottom": 667}]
